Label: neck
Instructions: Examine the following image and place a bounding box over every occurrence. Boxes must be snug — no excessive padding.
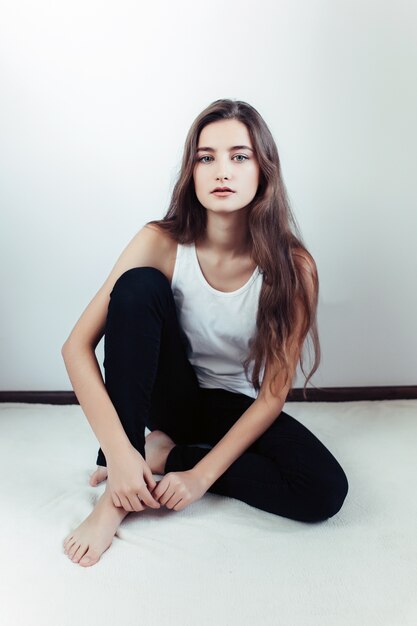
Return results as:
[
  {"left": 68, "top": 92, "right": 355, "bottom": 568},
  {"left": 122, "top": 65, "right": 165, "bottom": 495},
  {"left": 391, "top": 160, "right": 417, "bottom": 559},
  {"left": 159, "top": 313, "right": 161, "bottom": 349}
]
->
[{"left": 198, "top": 208, "right": 252, "bottom": 261}]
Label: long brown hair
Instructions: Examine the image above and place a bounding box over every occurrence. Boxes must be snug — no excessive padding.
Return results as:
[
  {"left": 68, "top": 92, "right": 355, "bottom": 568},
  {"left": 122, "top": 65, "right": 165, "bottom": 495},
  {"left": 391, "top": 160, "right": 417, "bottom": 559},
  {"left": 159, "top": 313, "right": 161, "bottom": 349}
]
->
[{"left": 147, "top": 98, "right": 321, "bottom": 400}]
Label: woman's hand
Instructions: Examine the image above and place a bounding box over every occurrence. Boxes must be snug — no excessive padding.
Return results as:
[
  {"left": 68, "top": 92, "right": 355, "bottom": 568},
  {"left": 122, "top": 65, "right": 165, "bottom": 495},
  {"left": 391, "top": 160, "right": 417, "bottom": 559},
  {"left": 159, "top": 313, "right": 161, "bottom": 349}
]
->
[
  {"left": 152, "top": 469, "right": 209, "bottom": 512},
  {"left": 106, "top": 445, "right": 161, "bottom": 512}
]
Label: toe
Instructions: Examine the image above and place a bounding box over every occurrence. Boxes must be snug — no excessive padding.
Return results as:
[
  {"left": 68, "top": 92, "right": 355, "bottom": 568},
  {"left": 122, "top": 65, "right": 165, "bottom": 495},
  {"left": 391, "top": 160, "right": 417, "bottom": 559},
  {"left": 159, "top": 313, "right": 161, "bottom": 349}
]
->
[
  {"left": 89, "top": 472, "right": 99, "bottom": 486},
  {"left": 89, "top": 468, "right": 108, "bottom": 486},
  {"left": 72, "top": 545, "right": 88, "bottom": 564},
  {"left": 68, "top": 542, "right": 79, "bottom": 559},
  {"left": 79, "top": 550, "right": 100, "bottom": 567},
  {"left": 65, "top": 541, "right": 76, "bottom": 555}
]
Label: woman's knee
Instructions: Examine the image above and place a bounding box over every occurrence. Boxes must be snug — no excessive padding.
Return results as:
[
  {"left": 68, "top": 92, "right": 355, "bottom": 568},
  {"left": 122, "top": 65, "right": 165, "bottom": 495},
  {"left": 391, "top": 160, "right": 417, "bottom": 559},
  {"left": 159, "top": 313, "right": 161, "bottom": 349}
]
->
[
  {"left": 106, "top": 267, "right": 172, "bottom": 321},
  {"left": 110, "top": 266, "right": 171, "bottom": 304},
  {"left": 307, "top": 466, "right": 349, "bottom": 522}
]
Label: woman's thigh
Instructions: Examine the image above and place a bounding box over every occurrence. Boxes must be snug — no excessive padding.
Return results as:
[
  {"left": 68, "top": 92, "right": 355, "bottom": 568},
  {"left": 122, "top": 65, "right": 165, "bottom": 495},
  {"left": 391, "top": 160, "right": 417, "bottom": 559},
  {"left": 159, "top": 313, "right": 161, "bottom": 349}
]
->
[
  {"left": 197, "top": 388, "right": 348, "bottom": 494},
  {"left": 156, "top": 386, "right": 251, "bottom": 448},
  {"left": 142, "top": 269, "right": 204, "bottom": 443},
  {"left": 197, "top": 387, "right": 254, "bottom": 445},
  {"left": 251, "top": 410, "right": 349, "bottom": 515}
]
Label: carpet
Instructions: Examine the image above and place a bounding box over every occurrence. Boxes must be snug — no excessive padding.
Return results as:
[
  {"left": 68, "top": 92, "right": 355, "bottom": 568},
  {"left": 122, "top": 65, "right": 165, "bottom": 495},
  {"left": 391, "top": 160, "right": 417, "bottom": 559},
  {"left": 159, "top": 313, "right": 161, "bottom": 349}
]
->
[{"left": 0, "top": 400, "right": 416, "bottom": 626}]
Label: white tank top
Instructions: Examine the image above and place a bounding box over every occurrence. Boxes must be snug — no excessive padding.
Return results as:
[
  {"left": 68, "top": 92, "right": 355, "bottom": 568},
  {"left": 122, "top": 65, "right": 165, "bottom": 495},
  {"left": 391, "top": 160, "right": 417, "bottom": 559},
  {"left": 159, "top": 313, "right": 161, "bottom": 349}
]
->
[{"left": 171, "top": 241, "right": 265, "bottom": 398}]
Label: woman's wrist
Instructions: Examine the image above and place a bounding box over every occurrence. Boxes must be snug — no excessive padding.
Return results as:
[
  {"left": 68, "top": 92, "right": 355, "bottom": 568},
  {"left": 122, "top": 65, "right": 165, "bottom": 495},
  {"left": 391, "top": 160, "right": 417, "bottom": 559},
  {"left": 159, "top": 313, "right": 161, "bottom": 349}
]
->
[
  {"left": 191, "top": 466, "right": 214, "bottom": 491},
  {"left": 104, "top": 439, "right": 135, "bottom": 462}
]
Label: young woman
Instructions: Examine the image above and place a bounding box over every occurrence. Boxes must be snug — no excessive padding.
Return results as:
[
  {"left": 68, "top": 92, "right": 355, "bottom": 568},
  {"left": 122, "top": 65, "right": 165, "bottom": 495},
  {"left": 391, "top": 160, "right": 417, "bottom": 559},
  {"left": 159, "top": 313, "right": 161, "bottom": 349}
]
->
[{"left": 62, "top": 99, "right": 349, "bottom": 567}]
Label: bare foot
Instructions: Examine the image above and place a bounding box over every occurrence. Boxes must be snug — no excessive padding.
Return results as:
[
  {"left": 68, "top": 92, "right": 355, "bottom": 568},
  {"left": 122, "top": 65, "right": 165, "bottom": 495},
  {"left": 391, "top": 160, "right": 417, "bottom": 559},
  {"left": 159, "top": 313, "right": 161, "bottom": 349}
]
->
[
  {"left": 89, "top": 430, "right": 176, "bottom": 485},
  {"left": 89, "top": 465, "right": 108, "bottom": 486},
  {"left": 145, "top": 430, "right": 176, "bottom": 474},
  {"left": 63, "top": 483, "right": 129, "bottom": 567}
]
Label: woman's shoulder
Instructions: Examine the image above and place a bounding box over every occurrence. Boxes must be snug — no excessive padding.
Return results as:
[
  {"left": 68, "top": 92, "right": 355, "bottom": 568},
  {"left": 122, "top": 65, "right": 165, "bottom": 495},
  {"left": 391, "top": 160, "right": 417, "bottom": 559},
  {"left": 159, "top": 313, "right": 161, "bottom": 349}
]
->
[
  {"left": 142, "top": 223, "right": 178, "bottom": 282},
  {"left": 145, "top": 222, "right": 176, "bottom": 243},
  {"left": 143, "top": 223, "right": 176, "bottom": 248}
]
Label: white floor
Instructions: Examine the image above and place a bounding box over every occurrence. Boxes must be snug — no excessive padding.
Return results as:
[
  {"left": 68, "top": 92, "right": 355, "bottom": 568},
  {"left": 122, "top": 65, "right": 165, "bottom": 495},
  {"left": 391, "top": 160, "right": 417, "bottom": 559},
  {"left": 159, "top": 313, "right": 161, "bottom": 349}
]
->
[{"left": 0, "top": 399, "right": 416, "bottom": 626}]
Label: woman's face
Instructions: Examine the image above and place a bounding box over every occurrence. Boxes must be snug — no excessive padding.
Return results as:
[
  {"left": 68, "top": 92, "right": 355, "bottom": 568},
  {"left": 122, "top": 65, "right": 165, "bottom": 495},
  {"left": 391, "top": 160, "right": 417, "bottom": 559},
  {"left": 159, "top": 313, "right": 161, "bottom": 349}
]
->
[{"left": 193, "top": 119, "right": 260, "bottom": 213}]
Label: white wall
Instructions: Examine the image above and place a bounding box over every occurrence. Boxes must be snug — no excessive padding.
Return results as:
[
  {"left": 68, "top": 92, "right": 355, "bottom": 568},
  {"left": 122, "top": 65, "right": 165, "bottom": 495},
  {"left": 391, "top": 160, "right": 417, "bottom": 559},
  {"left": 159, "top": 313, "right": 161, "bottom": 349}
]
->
[{"left": 1, "top": 0, "right": 416, "bottom": 391}]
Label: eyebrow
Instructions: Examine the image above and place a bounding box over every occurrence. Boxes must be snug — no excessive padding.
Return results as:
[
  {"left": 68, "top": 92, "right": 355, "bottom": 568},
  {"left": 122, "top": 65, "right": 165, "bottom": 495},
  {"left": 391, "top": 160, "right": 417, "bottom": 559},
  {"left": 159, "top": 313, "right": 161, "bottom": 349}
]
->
[{"left": 196, "top": 145, "right": 254, "bottom": 153}]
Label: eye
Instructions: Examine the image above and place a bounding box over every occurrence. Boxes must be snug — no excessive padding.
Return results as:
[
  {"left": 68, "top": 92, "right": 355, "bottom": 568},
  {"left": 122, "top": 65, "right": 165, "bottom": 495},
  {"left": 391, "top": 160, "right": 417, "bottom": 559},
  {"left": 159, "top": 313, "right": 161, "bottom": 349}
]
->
[
  {"left": 234, "top": 154, "right": 249, "bottom": 162},
  {"left": 196, "top": 154, "right": 249, "bottom": 163}
]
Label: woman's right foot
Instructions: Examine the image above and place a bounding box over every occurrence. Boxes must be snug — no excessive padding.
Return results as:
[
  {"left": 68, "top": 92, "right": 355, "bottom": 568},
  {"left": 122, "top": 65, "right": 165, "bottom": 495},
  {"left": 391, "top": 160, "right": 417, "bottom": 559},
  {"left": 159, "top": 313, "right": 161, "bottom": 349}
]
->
[
  {"left": 63, "top": 482, "right": 129, "bottom": 567},
  {"left": 89, "top": 465, "right": 108, "bottom": 486}
]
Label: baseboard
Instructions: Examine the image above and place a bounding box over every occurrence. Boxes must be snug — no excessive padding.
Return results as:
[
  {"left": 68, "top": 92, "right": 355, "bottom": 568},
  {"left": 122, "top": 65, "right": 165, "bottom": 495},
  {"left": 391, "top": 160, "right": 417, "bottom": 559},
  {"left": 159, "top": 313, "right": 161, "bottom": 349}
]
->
[{"left": 0, "top": 386, "right": 416, "bottom": 404}]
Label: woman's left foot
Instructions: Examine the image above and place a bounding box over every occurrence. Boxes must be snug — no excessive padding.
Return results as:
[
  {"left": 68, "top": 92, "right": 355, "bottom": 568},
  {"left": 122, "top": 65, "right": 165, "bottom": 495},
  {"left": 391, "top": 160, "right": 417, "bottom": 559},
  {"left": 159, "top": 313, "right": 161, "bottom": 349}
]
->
[
  {"left": 145, "top": 430, "right": 176, "bottom": 474},
  {"left": 89, "top": 430, "right": 176, "bottom": 486},
  {"left": 90, "top": 466, "right": 108, "bottom": 486}
]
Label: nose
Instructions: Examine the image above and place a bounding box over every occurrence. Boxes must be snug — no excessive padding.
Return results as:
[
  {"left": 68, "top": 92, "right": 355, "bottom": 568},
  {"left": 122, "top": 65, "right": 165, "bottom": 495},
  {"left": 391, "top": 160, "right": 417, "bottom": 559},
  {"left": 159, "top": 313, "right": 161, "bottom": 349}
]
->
[{"left": 216, "top": 155, "right": 231, "bottom": 181}]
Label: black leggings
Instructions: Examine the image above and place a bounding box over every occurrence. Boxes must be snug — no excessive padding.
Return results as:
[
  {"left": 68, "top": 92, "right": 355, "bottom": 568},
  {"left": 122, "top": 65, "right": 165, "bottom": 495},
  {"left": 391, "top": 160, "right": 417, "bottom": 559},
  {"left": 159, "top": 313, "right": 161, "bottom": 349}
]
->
[{"left": 96, "top": 267, "right": 349, "bottom": 523}]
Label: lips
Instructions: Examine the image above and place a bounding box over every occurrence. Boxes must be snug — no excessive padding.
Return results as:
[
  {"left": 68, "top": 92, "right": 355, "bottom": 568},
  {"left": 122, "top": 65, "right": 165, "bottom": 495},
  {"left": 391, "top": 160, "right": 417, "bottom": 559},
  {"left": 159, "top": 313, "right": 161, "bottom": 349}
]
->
[{"left": 212, "top": 187, "right": 234, "bottom": 192}]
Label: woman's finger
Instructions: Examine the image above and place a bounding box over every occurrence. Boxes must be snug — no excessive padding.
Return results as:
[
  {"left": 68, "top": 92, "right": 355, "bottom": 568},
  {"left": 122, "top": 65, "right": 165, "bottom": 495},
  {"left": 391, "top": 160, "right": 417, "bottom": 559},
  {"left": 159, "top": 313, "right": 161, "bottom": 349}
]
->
[
  {"left": 159, "top": 485, "right": 173, "bottom": 506},
  {"left": 135, "top": 494, "right": 145, "bottom": 510},
  {"left": 144, "top": 466, "right": 157, "bottom": 491},
  {"left": 112, "top": 493, "right": 122, "bottom": 508},
  {"left": 172, "top": 498, "right": 183, "bottom": 511},
  {"left": 164, "top": 490, "right": 182, "bottom": 509},
  {"left": 121, "top": 496, "right": 134, "bottom": 512}
]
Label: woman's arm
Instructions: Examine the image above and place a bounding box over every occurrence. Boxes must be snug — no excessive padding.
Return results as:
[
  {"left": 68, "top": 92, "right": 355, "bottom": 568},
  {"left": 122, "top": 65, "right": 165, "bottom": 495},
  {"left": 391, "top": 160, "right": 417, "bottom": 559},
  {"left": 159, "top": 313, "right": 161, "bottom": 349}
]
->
[
  {"left": 62, "top": 342, "right": 133, "bottom": 460},
  {"left": 61, "top": 225, "right": 171, "bottom": 461}
]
